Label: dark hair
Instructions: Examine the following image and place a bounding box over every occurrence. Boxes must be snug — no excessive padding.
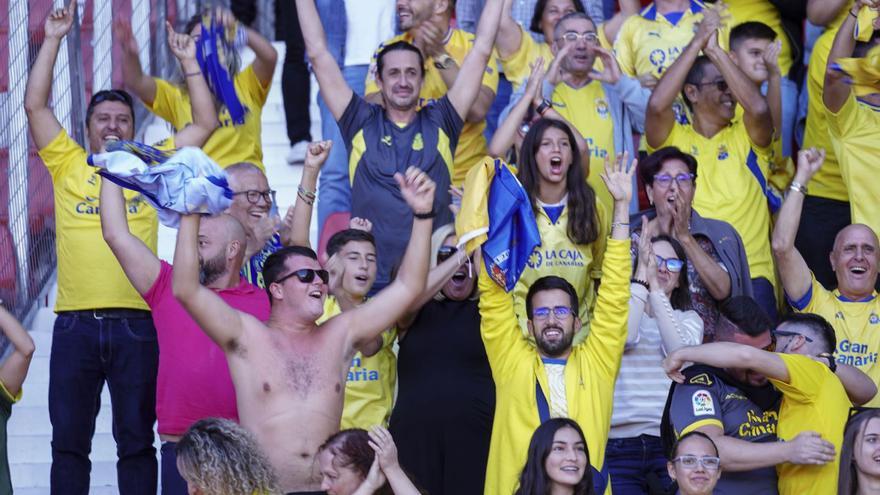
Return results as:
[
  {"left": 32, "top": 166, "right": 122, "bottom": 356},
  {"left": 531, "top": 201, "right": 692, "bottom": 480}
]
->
[
  {"left": 777, "top": 313, "right": 837, "bottom": 355},
  {"left": 518, "top": 118, "right": 599, "bottom": 245},
  {"left": 86, "top": 89, "right": 135, "bottom": 129},
  {"left": 184, "top": 12, "right": 204, "bottom": 35},
  {"left": 552, "top": 11, "right": 595, "bottom": 42},
  {"left": 670, "top": 430, "right": 720, "bottom": 459},
  {"left": 262, "top": 246, "right": 319, "bottom": 301},
  {"left": 682, "top": 55, "right": 716, "bottom": 112},
  {"left": 526, "top": 276, "right": 579, "bottom": 319},
  {"left": 854, "top": 31, "right": 880, "bottom": 57},
  {"left": 326, "top": 229, "right": 377, "bottom": 258},
  {"left": 729, "top": 21, "right": 777, "bottom": 52},
  {"left": 719, "top": 296, "right": 773, "bottom": 338},
  {"left": 530, "top": 0, "right": 587, "bottom": 35},
  {"left": 639, "top": 147, "right": 698, "bottom": 187},
  {"left": 514, "top": 418, "right": 595, "bottom": 495},
  {"left": 633, "top": 234, "right": 691, "bottom": 311},
  {"left": 840, "top": 408, "right": 880, "bottom": 495},
  {"left": 376, "top": 41, "right": 426, "bottom": 79}
]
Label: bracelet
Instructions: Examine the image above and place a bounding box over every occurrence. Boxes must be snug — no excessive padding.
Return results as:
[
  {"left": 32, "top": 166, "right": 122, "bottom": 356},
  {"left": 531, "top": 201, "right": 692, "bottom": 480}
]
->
[
  {"left": 630, "top": 278, "right": 649, "bottom": 289},
  {"left": 789, "top": 181, "right": 808, "bottom": 196},
  {"left": 298, "top": 185, "right": 317, "bottom": 200},
  {"left": 535, "top": 98, "right": 553, "bottom": 116},
  {"left": 297, "top": 190, "right": 314, "bottom": 205},
  {"left": 413, "top": 209, "right": 436, "bottom": 219},
  {"left": 611, "top": 222, "right": 630, "bottom": 229},
  {"left": 184, "top": 71, "right": 202, "bottom": 78}
]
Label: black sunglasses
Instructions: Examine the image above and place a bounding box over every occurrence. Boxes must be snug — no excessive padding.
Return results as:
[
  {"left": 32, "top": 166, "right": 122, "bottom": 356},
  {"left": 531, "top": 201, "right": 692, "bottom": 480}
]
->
[
  {"left": 274, "top": 268, "right": 329, "bottom": 285},
  {"left": 694, "top": 79, "right": 729, "bottom": 93},
  {"left": 437, "top": 246, "right": 458, "bottom": 264}
]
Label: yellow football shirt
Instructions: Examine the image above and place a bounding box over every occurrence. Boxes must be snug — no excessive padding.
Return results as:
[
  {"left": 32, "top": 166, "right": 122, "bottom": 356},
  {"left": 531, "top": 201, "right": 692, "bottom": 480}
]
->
[
  {"left": 826, "top": 93, "right": 880, "bottom": 235},
  {"left": 365, "top": 29, "right": 499, "bottom": 185},
  {"left": 549, "top": 80, "right": 617, "bottom": 215},
  {"left": 803, "top": 27, "right": 849, "bottom": 202},
  {"left": 727, "top": 0, "right": 794, "bottom": 76},
  {"left": 793, "top": 274, "right": 880, "bottom": 407},
  {"left": 37, "top": 130, "right": 160, "bottom": 311},
  {"left": 319, "top": 296, "right": 397, "bottom": 429},
  {"left": 514, "top": 200, "right": 608, "bottom": 344},
  {"left": 148, "top": 65, "right": 270, "bottom": 170},
  {"left": 649, "top": 121, "right": 775, "bottom": 286},
  {"left": 769, "top": 353, "right": 850, "bottom": 495}
]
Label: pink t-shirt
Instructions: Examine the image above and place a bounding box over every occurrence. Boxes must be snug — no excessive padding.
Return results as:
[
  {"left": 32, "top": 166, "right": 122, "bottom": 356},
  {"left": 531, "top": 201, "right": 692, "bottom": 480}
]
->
[{"left": 143, "top": 261, "right": 270, "bottom": 435}]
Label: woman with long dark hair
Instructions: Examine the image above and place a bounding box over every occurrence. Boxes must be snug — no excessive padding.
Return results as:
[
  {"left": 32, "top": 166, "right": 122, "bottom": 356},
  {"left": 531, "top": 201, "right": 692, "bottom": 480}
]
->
[
  {"left": 607, "top": 225, "right": 703, "bottom": 494},
  {"left": 514, "top": 118, "right": 607, "bottom": 343},
  {"left": 515, "top": 418, "right": 595, "bottom": 495},
  {"left": 839, "top": 409, "right": 880, "bottom": 495}
]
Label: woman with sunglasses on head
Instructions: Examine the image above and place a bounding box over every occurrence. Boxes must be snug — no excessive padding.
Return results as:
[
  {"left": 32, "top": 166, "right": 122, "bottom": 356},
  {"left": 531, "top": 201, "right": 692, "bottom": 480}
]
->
[
  {"left": 839, "top": 408, "right": 880, "bottom": 495},
  {"left": 667, "top": 431, "right": 722, "bottom": 495},
  {"left": 514, "top": 418, "right": 596, "bottom": 495},
  {"left": 606, "top": 221, "right": 703, "bottom": 495},
  {"left": 388, "top": 223, "right": 494, "bottom": 495},
  {"left": 633, "top": 147, "right": 753, "bottom": 342}
]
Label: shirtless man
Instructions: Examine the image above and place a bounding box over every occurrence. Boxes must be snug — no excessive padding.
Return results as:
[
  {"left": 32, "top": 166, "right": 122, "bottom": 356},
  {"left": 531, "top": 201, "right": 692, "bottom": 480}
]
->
[{"left": 172, "top": 167, "right": 434, "bottom": 492}]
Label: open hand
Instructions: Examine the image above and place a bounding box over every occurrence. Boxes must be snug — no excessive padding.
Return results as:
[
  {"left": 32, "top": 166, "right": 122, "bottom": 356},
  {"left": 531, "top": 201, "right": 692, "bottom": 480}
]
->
[
  {"left": 166, "top": 21, "right": 196, "bottom": 62},
  {"left": 637, "top": 215, "right": 654, "bottom": 271},
  {"left": 305, "top": 140, "right": 333, "bottom": 172},
  {"left": 670, "top": 193, "right": 693, "bottom": 241},
  {"left": 763, "top": 39, "right": 782, "bottom": 76},
  {"left": 349, "top": 217, "right": 373, "bottom": 232},
  {"left": 546, "top": 43, "right": 574, "bottom": 87},
  {"left": 662, "top": 348, "right": 688, "bottom": 383},
  {"left": 395, "top": 167, "right": 436, "bottom": 216},
  {"left": 44, "top": 0, "right": 76, "bottom": 40},
  {"left": 600, "top": 152, "right": 636, "bottom": 204},
  {"left": 414, "top": 20, "right": 447, "bottom": 58},
  {"left": 368, "top": 426, "right": 401, "bottom": 471},
  {"left": 115, "top": 19, "right": 139, "bottom": 58},
  {"left": 589, "top": 46, "right": 622, "bottom": 85},
  {"left": 526, "top": 57, "right": 547, "bottom": 107},
  {"left": 787, "top": 431, "right": 836, "bottom": 465}
]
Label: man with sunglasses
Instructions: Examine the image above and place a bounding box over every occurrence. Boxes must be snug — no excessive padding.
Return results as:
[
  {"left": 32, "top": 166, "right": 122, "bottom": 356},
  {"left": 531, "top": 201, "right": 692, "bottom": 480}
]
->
[
  {"left": 664, "top": 312, "right": 877, "bottom": 494},
  {"left": 646, "top": 3, "right": 778, "bottom": 321},
  {"left": 25, "top": 3, "right": 218, "bottom": 492},
  {"left": 172, "top": 166, "right": 435, "bottom": 493}
]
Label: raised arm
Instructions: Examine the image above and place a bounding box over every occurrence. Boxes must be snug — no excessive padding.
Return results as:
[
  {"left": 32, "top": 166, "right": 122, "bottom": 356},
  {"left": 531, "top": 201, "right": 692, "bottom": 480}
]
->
[
  {"left": 0, "top": 304, "right": 35, "bottom": 397},
  {"left": 489, "top": 59, "right": 545, "bottom": 157},
  {"left": 117, "top": 19, "right": 158, "bottom": 106},
  {"left": 703, "top": 32, "right": 772, "bottom": 148},
  {"left": 665, "top": 342, "right": 790, "bottom": 384},
  {"left": 823, "top": 1, "right": 870, "bottom": 113},
  {"left": 807, "top": 0, "right": 850, "bottom": 26},
  {"left": 172, "top": 214, "right": 247, "bottom": 350},
  {"left": 771, "top": 148, "right": 825, "bottom": 302},
  {"left": 281, "top": 141, "right": 331, "bottom": 247},
  {"left": 166, "top": 21, "right": 219, "bottom": 148},
  {"left": 23, "top": 1, "right": 75, "bottom": 150},
  {"left": 764, "top": 40, "right": 783, "bottom": 140},
  {"left": 100, "top": 177, "right": 161, "bottom": 295},
  {"left": 337, "top": 168, "right": 433, "bottom": 351},
  {"left": 672, "top": 196, "right": 731, "bottom": 300},
  {"left": 241, "top": 20, "right": 278, "bottom": 86},
  {"left": 447, "top": 0, "right": 504, "bottom": 120},
  {"left": 295, "top": 0, "right": 353, "bottom": 120},
  {"left": 397, "top": 247, "right": 475, "bottom": 331},
  {"left": 495, "top": 0, "right": 524, "bottom": 60}
]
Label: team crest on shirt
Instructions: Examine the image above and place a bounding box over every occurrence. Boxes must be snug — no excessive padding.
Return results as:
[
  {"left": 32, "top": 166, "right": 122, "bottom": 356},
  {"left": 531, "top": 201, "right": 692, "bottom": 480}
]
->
[
  {"left": 688, "top": 373, "right": 713, "bottom": 386},
  {"left": 527, "top": 249, "right": 543, "bottom": 269},
  {"left": 871, "top": 314, "right": 879, "bottom": 325},
  {"left": 692, "top": 390, "right": 715, "bottom": 416},
  {"left": 690, "top": 145, "right": 699, "bottom": 157},
  {"left": 649, "top": 49, "right": 666, "bottom": 68},
  {"left": 595, "top": 98, "right": 610, "bottom": 119},
  {"left": 412, "top": 133, "right": 424, "bottom": 151},
  {"left": 717, "top": 144, "right": 729, "bottom": 160},
  {"left": 382, "top": 135, "right": 392, "bottom": 146},
  {"left": 836, "top": 311, "right": 846, "bottom": 321}
]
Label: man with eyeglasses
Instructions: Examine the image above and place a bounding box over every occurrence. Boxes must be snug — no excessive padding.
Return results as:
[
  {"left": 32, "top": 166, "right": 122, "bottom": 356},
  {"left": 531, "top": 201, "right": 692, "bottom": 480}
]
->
[
  {"left": 646, "top": 3, "right": 778, "bottom": 321},
  {"left": 664, "top": 312, "right": 877, "bottom": 494},
  {"left": 480, "top": 155, "right": 634, "bottom": 495},
  {"left": 531, "top": 11, "right": 647, "bottom": 215},
  {"left": 171, "top": 166, "right": 434, "bottom": 493},
  {"left": 24, "top": 3, "right": 218, "bottom": 492}
]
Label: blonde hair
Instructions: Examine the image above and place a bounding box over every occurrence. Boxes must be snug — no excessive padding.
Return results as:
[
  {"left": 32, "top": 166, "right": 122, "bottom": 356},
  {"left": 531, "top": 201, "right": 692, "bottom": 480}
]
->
[{"left": 176, "top": 418, "right": 279, "bottom": 495}]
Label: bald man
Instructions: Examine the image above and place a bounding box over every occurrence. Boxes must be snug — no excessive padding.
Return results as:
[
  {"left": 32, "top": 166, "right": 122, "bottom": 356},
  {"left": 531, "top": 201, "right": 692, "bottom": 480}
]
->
[
  {"left": 100, "top": 178, "right": 271, "bottom": 493},
  {"left": 772, "top": 148, "right": 880, "bottom": 407}
]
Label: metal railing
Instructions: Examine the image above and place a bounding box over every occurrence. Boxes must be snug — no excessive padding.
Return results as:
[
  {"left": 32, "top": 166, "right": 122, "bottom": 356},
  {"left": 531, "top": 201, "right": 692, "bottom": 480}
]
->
[{"left": 0, "top": 0, "right": 275, "bottom": 325}]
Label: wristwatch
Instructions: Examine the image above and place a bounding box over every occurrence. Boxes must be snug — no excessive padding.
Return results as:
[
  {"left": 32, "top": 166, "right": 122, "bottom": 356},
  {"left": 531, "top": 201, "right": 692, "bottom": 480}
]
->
[
  {"left": 535, "top": 98, "right": 553, "bottom": 116},
  {"left": 433, "top": 53, "right": 455, "bottom": 70}
]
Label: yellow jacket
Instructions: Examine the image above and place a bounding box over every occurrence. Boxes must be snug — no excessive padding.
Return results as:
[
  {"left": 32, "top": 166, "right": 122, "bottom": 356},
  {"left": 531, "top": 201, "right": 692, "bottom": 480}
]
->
[{"left": 480, "top": 238, "right": 630, "bottom": 495}]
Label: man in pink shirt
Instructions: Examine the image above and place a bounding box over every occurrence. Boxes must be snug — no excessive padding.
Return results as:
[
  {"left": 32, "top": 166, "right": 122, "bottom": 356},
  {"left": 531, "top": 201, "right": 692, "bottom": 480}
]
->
[{"left": 99, "top": 178, "right": 269, "bottom": 494}]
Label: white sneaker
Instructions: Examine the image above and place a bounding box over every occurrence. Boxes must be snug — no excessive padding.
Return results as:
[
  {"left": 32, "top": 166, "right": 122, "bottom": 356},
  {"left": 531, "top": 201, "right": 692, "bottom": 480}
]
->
[{"left": 286, "top": 140, "right": 309, "bottom": 164}]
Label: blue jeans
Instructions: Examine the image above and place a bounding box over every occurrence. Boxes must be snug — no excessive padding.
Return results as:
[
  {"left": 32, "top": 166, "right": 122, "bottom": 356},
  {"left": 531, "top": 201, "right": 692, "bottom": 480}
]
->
[
  {"left": 317, "top": 64, "right": 369, "bottom": 235},
  {"left": 49, "top": 312, "right": 159, "bottom": 494},
  {"left": 161, "top": 442, "right": 188, "bottom": 495},
  {"left": 751, "top": 277, "right": 779, "bottom": 324},
  {"left": 606, "top": 435, "right": 672, "bottom": 495}
]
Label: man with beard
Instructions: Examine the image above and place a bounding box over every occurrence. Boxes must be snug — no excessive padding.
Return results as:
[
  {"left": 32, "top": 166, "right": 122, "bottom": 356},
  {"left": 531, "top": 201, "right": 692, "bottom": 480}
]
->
[
  {"left": 295, "top": 0, "right": 504, "bottom": 292},
  {"left": 100, "top": 175, "right": 270, "bottom": 493},
  {"left": 662, "top": 297, "right": 837, "bottom": 495},
  {"left": 645, "top": 3, "right": 777, "bottom": 319},
  {"left": 479, "top": 155, "right": 634, "bottom": 495}
]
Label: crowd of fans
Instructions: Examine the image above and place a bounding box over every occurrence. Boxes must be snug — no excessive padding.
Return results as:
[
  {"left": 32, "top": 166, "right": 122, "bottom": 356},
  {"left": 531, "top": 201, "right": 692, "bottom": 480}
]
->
[{"left": 4, "top": 0, "right": 880, "bottom": 493}]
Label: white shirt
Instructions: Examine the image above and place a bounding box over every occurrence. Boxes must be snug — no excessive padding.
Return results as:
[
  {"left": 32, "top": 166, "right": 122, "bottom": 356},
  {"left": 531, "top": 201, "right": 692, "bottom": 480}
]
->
[{"left": 344, "top": 0, "right": 396, "bottom": 67}]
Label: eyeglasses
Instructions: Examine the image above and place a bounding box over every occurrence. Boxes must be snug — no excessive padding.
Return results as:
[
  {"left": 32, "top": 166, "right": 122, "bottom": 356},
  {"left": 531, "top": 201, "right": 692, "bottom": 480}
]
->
[
  {"left": 656, "top": 255, "right": 685, "bottom": 273},
  {"left": 773, "top": 329, "right": 813, "bottom": 343},
  {"left": 763, "top": 333, "right": 777, "bottom": 352},
  {"left": 437, "top": 245, "right": 458, "bottom": 264},
  {"left": 672, "top": 455, "right": 721, "bottom": 470},
  {"left": 533, "top": 306, "right": 573, "bottom": 320},
  {"left": 273, "top": 268, "right": 329, "bottom": 285},
  {"left": 694, "top": 79, "right": 729, "bottom": 93},
  {"left": 557, "top": 31, "right": 600, "bottom": 44},
  {"left": 232, "top": 189, "right": 276, "bottom": 205},
  {"left": 653, "top": 173, "right": 695, "bottom": 188}
]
